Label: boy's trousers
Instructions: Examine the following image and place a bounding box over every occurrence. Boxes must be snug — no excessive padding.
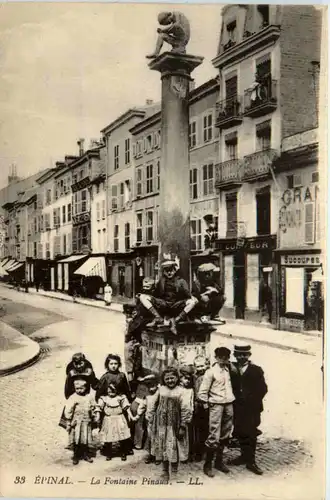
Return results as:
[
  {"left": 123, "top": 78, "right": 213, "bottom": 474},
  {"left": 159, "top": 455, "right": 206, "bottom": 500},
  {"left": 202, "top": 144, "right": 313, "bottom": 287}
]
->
[{"left": 205, "top": 402, "right": 233, "bottom": 450}]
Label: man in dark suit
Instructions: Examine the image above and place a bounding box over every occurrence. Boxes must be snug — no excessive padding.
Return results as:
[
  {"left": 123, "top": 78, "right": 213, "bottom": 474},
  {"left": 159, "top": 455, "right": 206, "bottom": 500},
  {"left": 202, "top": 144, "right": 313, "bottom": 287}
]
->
[{"left": 230, "top": 344, "right": 268, "bottom": 475}]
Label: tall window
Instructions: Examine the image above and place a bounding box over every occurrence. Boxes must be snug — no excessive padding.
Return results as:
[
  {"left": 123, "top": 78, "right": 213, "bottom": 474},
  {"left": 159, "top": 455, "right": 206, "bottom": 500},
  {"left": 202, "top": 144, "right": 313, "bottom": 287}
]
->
[
  {"left": 63, "top": 234, "right": 67, "bottom": 255},
  {"left": 146, "top": 135, "right": 153, "bottom": 153},
  {"left": 256, "top": 188, "right": 271, "bottom": 235},
  {"left": 125, "top": 222, "right": 130, "bottom": 250},
  {"left": 68, "top": 203, "right": 72, "bottom": 222},
  {"left": 256, "top": 121, "right": 271, "bottom": 151},
  {"left": 146, "top": 211, "right": 154, "bottom": 242},
  {"left": 101, "top": 199, "right": 106, "bottom": 219},
  {"left": 46, "top": 189, "right": 52, "bottom": 205},
  {"left": 81, "top": 189, "right": 87, "bottom": 212},
  {"left": 96, "top": 202, "right": 100, "bottom": 221},
  {"left": 125, "top": 138, "right": 130, "bottom": 165},
  {"left": 114, "top": 225, "right": 119, "bottom": 252},
  {"left": 146, "top": 164, "right": 153, "bottom": 194},
  {"left": 225, "top": 134, "right": 238, "bottom": 160},
  {"left": 190, "top": 220, "right": 202, "bottom": 250},
  {"left": 111, "top": 185, "right": 118, "bottom": 210},
  {"left": 202, "top": 163, "right": 214, "bottom": 196},
  {"left": 62, "top": 205, "right": 66, "bottom": 224},
  {"left": 190, "top": 168, "right": 198, "bottom": 200},
  {"left": 136, "top": 168, "right": 143, "bottom": 197},
  {"left": 225, "top": 75, "right": 237, "bottom": 100},
  {"left": 136, "top": 213, "right": 143, "bottom": 243},
  {"left": 189, "top": 120, "right": 197, "bottom": 149},
  {"left": 226, "top": 192, "right": 238, "bottom": 238},
  {"left": 304, "top": 203, "right": 315, "bottom": 244},
  {"left": 203, "top": 113, "right": 213, "bottom": 143},
  {"left": 157, "top": 161, "right": 160, "bottom": 191},
  {"left": 114, "top": 145, "right": 119, "bottom": 170}
]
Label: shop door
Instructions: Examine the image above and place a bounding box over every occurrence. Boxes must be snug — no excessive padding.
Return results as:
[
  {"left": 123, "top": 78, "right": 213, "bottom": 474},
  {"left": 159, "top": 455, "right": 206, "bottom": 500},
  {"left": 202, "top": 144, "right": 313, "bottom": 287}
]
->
[
  {"left": 119, "top": 266, "right": 125, "bottom": 296},
  {"left": 234, "top": 252, "right": 245, "bottom": 319}
]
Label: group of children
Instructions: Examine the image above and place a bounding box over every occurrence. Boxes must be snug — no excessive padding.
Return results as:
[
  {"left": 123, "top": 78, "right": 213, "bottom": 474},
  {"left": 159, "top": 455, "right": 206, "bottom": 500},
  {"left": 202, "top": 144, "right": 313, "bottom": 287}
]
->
[{"left": 61, "top": 345, "right": 267, "bottom": 481}]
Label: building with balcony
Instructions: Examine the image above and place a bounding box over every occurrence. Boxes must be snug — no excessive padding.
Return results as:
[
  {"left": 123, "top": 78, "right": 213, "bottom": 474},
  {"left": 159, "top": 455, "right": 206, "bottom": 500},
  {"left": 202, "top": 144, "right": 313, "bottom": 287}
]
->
[
  {"left": 274, "top": 128, "right": 322, "bottom": 333},
  {"left": 102, "top": 103, "right": 158, "bottom": 299},
  {"left": 212, "top": 4, "right": 321, "bottom": 323}
]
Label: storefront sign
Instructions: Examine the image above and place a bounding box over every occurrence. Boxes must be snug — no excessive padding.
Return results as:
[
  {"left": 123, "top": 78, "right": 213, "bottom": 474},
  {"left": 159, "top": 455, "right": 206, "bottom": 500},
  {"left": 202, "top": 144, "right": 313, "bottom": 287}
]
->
[
  {"left": 281, "top": 254, "right": 321, "bottom": 266},
  {"left": 72, "top": 212, "right": 91, "bottom": 225},
  {"left": 280, "top": 317, "right": 304, "bottom": 332},
  {"left": 215, "top": 236, "right": 276, "bottom": 252}
]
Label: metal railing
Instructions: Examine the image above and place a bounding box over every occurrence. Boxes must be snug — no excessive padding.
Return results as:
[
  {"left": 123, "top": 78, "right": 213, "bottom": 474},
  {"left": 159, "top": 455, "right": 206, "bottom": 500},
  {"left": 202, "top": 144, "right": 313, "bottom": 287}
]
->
[{"left": 244, "top": 78, "right": 277, "bottom": 113}]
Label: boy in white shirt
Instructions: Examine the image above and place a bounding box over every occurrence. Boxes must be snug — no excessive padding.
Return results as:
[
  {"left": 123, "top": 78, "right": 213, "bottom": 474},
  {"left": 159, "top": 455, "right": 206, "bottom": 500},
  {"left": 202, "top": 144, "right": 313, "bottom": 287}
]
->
[{"left": 198, "top": 347, "right": 234, "bottom": 477}]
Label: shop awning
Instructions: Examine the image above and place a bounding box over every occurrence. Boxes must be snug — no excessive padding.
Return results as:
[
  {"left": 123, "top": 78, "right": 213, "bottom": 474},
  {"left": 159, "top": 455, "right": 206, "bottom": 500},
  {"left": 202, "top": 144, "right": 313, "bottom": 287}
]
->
[
  {"left": 58, "top": 255, "right": 86, "bottom": 264},
  {"left": 1, "top": 257, "right": 10, "bottom": 266},
  {"left": 0, "top": 265, "right": 8, "bottom": 277},
  {"left": 74, "top": 256, "right": 107, "bottom": 282},
  {"left": 2, "top": 259, "right": 16, "bottom": 270},
  {"left": 7, "top": 262, "right": 24, "bottom": 272}
]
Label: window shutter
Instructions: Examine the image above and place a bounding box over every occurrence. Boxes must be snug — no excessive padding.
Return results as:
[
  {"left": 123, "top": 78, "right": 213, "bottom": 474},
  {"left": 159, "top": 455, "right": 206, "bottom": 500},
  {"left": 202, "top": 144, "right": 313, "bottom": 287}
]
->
[
  {"left": 37, "top": 243, "right": 43, "bottom": 259},
  {"left": 133, "top": 142, "right": 136, "bottom": 158},
  {"left": 72, "top": 230, "right": 78, "bottom": 253},
  {"left": 67, "top": 233, "right": 72, "bottom": 255},
  {"left": 304, "top": 202, "right": 315, "bottom": 244},
  {"left": 54, "top": 235, "right": 61, "bottom": 256}
]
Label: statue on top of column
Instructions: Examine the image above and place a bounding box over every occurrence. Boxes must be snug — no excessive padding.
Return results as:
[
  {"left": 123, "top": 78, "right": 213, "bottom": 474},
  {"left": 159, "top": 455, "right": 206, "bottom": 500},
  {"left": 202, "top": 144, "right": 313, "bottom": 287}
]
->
[{"left": 146, "top": 11, "right": 191, "bottom": 59}]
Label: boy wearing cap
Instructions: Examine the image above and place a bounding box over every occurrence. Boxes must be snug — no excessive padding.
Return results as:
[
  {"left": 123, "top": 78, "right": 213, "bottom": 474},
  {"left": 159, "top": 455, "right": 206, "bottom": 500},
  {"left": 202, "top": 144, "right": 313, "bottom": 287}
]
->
[
  {"left": 192, "top": 263, "right": 226, "bottom": 324},
  {"left": 139, "top": 260, "right": 198, "bottom": 335},
  {"left": 230, "top": 344, "right": 268, "bottom": 475},
  {"left": 198, "top": 347, "right": 235, "bottom": 477}
]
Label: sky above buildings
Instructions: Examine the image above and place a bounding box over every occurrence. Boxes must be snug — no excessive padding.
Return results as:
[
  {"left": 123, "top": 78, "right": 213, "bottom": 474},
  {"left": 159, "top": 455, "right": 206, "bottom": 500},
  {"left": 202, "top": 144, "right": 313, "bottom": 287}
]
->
[{"left": 0, "top": 3, "right": 222, "bottom": 189}]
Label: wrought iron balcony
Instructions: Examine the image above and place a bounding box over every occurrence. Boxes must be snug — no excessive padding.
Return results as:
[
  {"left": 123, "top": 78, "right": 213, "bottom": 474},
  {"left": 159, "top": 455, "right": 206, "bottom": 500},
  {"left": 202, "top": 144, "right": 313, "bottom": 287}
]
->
[
  {"left": 244, "top": 78, "right": 277, "bottom": 118},
  {"left": 215, "top": 96, "right": 243, "bottom": 129},
  {"left": 215, "top": 159, "right": 242, "bottom": 189},
  {"left": 242, "top": 149, "right": 278, "bottom": 182}
]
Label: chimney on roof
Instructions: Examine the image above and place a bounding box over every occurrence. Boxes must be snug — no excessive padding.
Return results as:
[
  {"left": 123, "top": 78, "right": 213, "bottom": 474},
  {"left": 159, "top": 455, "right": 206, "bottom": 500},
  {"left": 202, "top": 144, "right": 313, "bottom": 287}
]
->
[
  {"left": 77, "top": 138, "right": 85, "bottom": 156},
  {"left": 189, "top": 80, "right": 196, "bottom": 92},
  {"left": 65, "top": 155, "right": 78, "bottom": 165},
  {"left": 89, "top": 138, "right": 100, "bottom": 149},
  {"left": 8, "top": 164, "right": 19, "bottom": 185},
  {"left": 146, "top": 99, "right": 154, "bottom": 106}
]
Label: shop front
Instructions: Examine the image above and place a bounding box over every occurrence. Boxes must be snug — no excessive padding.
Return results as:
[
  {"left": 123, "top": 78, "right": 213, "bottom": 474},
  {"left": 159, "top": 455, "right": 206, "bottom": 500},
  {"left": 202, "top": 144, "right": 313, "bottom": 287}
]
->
[
  {"left": 56, "top": 255, "right": 88, "bottom": 292},
  {"left": 276, "top": 249, "right": 323, "bottom": 332},
  {"left": 215, "top": 235, "right": 276, "bottom": 322},
  {"left": 106, "top": 253, "right": 134, "bottom": 300}
]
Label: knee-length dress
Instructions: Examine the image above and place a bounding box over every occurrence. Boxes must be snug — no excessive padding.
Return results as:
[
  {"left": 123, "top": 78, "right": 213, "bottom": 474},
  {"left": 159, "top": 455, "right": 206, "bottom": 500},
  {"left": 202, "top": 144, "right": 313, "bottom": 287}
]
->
[
  {"left": 147, "top": 385, "right": 192, "bottom": 463},
  {"left": 98, "top": 395, "right": 131, "bottom": 443},
  {"left": 64, "top": 393, "right": 96, "bottom": 447}
]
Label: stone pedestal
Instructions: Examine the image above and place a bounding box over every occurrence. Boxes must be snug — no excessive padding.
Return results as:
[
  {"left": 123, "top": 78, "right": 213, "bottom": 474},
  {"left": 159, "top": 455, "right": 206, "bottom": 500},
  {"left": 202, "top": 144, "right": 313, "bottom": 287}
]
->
[{"left": 149, "top": 52, "right": 203, "bottom": 284}]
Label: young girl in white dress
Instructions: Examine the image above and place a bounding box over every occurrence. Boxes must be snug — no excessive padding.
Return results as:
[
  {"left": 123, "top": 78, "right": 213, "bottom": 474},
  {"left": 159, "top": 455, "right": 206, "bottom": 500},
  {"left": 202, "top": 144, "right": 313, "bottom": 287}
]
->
[{"left": 96, "top": 383, "right": 133, "bottom": 461}]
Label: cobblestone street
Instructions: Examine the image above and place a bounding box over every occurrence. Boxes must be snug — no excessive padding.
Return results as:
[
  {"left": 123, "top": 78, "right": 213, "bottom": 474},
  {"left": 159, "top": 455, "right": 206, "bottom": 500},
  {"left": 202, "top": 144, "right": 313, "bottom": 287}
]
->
[{"left": 0, "top": 286, "right": 324, "bottom": 499}]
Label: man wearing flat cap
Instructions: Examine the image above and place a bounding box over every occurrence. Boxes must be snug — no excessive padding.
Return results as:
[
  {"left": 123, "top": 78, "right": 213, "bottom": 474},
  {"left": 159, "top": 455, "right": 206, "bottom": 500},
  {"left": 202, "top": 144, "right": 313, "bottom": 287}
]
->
[
  {"left": 139, "top": 259, "right": 198, "bottom": 335},
  {"left": 230, "top": 344, "right": 268, "bottom": 475},
  {"left": 198, "top": 346, "right": 235, "bottom": 477}
]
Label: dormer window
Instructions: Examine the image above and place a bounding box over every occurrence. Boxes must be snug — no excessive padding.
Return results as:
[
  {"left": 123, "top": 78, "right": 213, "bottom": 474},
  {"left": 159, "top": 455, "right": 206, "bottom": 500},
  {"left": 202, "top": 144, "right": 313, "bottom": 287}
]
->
[
  {"left": 258, "top": 5, "right": 269, "bottom": 28},
  {"left": 223, "top": 20, "right": 237, "bottom": 51},
  {"left": 227, "top": 21, "right": 237, "bottom": 43}
]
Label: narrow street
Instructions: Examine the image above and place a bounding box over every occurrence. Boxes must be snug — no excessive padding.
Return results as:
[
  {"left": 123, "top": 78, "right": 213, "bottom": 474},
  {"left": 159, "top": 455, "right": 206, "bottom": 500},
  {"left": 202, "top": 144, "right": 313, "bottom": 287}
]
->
[{"left": 0, "top": 286, "right": 324, "bottom": 499}]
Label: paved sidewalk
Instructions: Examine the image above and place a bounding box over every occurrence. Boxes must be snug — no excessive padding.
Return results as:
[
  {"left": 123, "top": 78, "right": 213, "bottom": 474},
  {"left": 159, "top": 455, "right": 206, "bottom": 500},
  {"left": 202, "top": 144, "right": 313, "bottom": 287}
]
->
[
  {"left": 0, "top": 321, "right": 40, "bottom": 375},
  {"left": 1, "top": 284, "right": 322, "bottom": 357},
  {"left": 215, "top": 321, "right": 321, "bottom": 357}
]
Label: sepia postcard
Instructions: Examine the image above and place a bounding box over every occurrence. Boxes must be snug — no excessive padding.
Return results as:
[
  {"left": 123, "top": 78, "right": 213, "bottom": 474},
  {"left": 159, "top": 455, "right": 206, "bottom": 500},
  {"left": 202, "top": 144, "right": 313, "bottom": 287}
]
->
[{"left": 0, "top": 2, "right": 327, "bottom": 499}]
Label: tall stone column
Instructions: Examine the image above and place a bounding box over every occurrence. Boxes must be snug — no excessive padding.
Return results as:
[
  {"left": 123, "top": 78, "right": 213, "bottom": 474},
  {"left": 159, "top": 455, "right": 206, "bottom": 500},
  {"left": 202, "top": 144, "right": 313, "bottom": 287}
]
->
[{"left": 149, "top": 52, "right": 203, "bottom": 284}]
